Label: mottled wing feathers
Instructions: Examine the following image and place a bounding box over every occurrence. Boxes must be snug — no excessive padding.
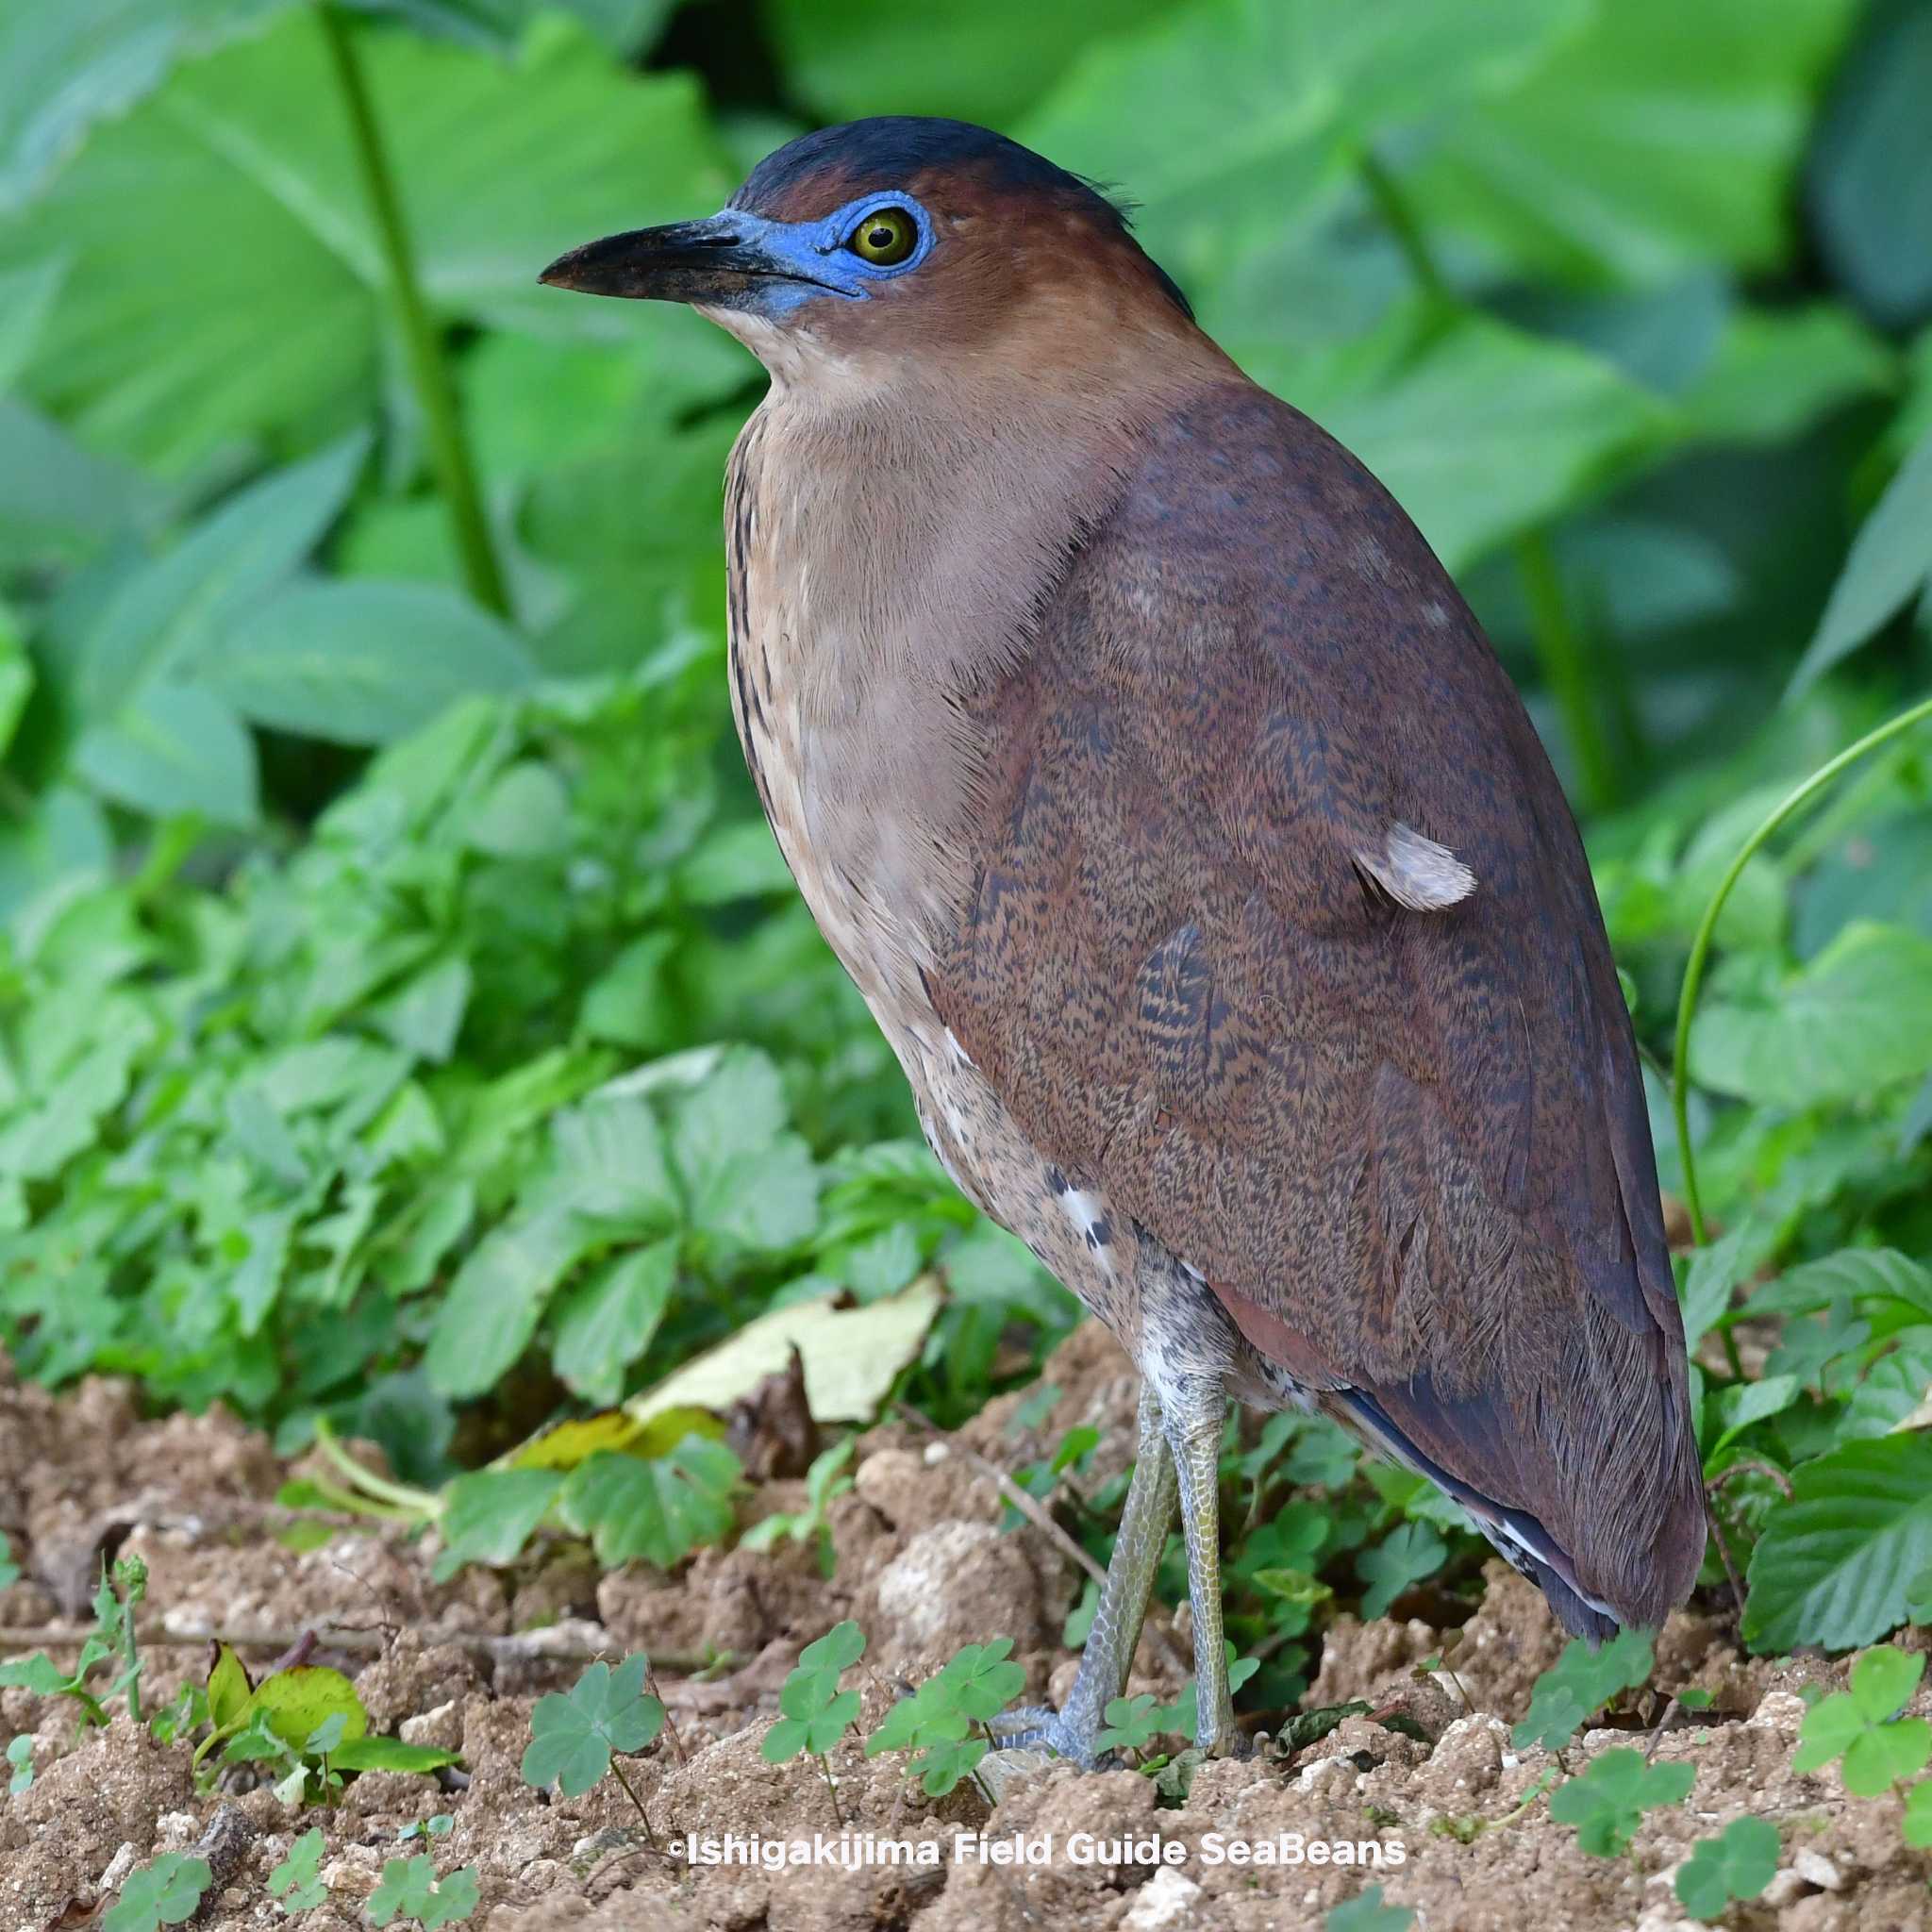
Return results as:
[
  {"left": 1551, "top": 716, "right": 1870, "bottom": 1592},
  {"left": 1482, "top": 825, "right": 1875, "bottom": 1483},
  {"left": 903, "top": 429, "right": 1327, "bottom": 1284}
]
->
[{"left": 927, "top": 382, "right": 1704, "bottom": 1627}]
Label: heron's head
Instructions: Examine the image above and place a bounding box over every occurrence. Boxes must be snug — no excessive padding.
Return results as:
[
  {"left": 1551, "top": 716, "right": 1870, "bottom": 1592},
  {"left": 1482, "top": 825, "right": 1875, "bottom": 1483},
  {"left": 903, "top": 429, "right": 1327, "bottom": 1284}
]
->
[{"left": 540, "top": 117, "right": 1195, "bottom": 389}]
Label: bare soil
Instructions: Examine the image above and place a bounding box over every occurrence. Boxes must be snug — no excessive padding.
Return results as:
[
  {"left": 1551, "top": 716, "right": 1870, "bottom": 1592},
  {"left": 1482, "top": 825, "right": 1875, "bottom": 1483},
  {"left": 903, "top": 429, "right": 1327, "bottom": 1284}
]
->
[{"left": 0, "top": 1332, "right": 1924, "bottom": 1932}]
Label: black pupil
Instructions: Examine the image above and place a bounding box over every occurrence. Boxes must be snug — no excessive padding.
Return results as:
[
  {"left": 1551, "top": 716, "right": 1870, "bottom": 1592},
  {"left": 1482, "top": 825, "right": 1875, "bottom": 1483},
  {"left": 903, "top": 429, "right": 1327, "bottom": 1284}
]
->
[{"left": 867, "top": 224, "right": 894, "bottom": 250}]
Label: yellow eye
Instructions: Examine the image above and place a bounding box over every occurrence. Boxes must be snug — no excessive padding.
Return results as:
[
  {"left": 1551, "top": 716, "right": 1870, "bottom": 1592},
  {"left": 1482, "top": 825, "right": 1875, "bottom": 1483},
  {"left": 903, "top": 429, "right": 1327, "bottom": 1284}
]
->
[{"left": 845, "top": 207, "right": 917, "bottom": 266}]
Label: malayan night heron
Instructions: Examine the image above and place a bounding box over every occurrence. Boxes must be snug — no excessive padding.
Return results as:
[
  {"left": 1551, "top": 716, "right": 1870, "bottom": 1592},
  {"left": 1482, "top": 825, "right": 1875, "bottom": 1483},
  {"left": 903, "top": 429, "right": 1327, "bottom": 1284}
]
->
[{"left": 541, "top": 118, "right": 1707, "bottom": 1763}]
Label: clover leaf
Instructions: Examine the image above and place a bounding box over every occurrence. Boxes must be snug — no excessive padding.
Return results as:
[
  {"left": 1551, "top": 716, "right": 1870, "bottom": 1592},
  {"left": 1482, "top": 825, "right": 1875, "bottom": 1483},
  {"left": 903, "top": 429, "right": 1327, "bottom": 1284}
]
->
[
  {"left": 102, "top": 1856, "right": 211, "bottom": 1932},
  {"left": 1547, "top": 1747, "right": 1695, "bottom": 1856},
  {"left": 1791, "top": 1645, "right": 1930, "bottom": 1794},
  {"left": 1324, "top": 1886, "right": 1415, "bottom": 1932},
  {"left": 520, "top": 1655, "right": 664, "bottom": 1797},
  {"left": 1512, "top": 1630, "right": 1655, "bottom": 1752},
  {"left": 267, "top": 1827, "right": 326, "bottom": 1913},
  {"left": 368, "top": 1856, "right": 480, "bottom": 1930},
  {"left": 1674, "top": 1817, "right": 1780, "bottom": 1920},
  {"left": 762, "top": 1621, "right": 865, "bottom": 1765}
]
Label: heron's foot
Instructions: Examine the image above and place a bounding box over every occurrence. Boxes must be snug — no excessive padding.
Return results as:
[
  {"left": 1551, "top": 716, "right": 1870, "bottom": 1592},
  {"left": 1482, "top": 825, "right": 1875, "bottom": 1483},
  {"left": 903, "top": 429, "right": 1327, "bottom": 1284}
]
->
[{"left": 983, "top": 1704, "right": 1108, "bottom": 1769}]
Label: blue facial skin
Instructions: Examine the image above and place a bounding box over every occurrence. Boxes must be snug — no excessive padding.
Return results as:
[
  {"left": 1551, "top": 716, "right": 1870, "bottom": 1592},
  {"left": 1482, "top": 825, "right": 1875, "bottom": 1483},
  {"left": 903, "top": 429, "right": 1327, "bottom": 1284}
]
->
[{"left": 718, "top": 194, "right": 937, "bottom": 316}]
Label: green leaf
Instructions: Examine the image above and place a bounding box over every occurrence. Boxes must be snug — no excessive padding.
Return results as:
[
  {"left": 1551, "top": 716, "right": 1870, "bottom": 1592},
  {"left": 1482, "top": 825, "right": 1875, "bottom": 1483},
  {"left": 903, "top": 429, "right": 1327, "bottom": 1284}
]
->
[
  {"left": 1790, "top": 1646, "right": 1930, "bottom": 1793},
  {"left": 0, "top": 0, "right": 290, "bottom": 210},
  {"left": 267, "top": 1826, "right": 326, "bottom": 1912},
  {"left": 555, "top": 1438, "right": 741, "bottom": 1568},
  {"left": 1023, "top": 0, "right": 1588, "bottom": 285},
  {"left": 1743, "top": 1431, "right": 1932, "bottom": 1651},
  {"left": 207, "top": 579, "right": 537, "bottom": 745},
  {"left": 1547, "top": 1747, "right": 1695, "bottom": 1856},
  {"left": 432, "top": 1468, "right": 562, "bottom": 1581},
  {"left": 1095, "top": 1692, "right": 1162, "bottom": 1755},
  {"left": 330, "top": 1736, "right": 462, "bottom": 1774},
  {"left": 550, "top": 1239, "right": 677, "bottom": 1406},
  {"left": 1674, "top": 1816, "right": 1781, "bottom": 1920},
  {"left": 207, "top": 1644, "right": 253, "bottom": 1730},
  {"left": 768, "top": 0, "right": 1167, "bottom": 128},
  {"left": 101, "top": 1855, "right": 212, "bottom": 1932},
  {"left": 76, "top": 434, "right": 369, "bottom": 712},
  {"left": 7, "top": 1734, "right": 34, "bottom": 1795},
  {"left": 520, "top": 1655, "right": 664, "bottom": 1796},
  {"left": 1407, "top": 0, "right": 1860, "bottom": 285},
  {"left": 798, "top": 1620, "right": 866, "bottom": 1674},
  {"left": 1791, "top": 427, "right": 1932, "bottom": 692},
  {"left": 0, "top": 13, "right": 733, "bottom": 472},
  {"left": 1357, "top": 1523, "right": 1449, "bottom": 1618},
  {"left": 0, "top": 1530, "right": 20, "bottom": 1591},
  {"left": 1903, "top": 1778, "right": 1932, "bottom": 1849},
  {"left": 423, "top": 1208, "right": 595, "bottom": 1398},
  {"left": 1691, "top": 922, "right": 1932, "bottom": 1108},
  {"left": 1324, "top": 1886, "right": 1416, "bottom": 1932},
  {"left": 368, "top": 1854, "right": 479, "bottom": 1931},
  {"left": 244, "top": 1665, "right": 369, "bottom": 1755},
  {"left": 1245, "top": 308, "right": 1668, "bottom": 573},
  {"left": 1513, "top": 1631, "right": 1656, "bottom": 1752},
  {"left": 72, "top": 682, "right": 259, "bottom": 824}
]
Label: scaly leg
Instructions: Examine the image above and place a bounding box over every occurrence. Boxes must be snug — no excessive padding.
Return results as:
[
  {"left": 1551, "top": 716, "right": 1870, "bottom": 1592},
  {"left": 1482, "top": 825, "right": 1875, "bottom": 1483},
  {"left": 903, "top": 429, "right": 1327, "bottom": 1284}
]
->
[
  {"left": 1160, "top": 1371, "right": 1240, "bottom": 1757},
  {"left": 987, "top": 1382, "right": 1177, "bottom": 1764}
]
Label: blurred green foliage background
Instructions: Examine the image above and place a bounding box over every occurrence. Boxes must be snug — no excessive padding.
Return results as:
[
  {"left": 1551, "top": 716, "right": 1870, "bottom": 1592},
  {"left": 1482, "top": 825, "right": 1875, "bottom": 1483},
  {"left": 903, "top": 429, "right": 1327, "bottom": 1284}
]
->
[{"left": 3, "top": 0, "right": 1932, "bottom": 1657}]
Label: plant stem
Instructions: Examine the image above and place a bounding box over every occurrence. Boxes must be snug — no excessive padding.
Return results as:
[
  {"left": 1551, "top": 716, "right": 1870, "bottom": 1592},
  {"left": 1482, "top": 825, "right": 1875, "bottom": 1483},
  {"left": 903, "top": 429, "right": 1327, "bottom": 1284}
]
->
[
  {"left": 608, "top": 1755, "right": 658, "bottom": 1847},
  {"left": 1516, "top": 530, "right": 1620, "bottom": 815},
  {"left": 311, "top": 1415, "right": 442, "bottom": 1516},
  {"left": 315, "top": 3, "right": 510, "bottom": 619},
  {"left": 1672, "top": 694, "right": 1932, "bottom": 1241},
  {"left": 1357, "top": 147, "right": 1448, "bottom": 302}
]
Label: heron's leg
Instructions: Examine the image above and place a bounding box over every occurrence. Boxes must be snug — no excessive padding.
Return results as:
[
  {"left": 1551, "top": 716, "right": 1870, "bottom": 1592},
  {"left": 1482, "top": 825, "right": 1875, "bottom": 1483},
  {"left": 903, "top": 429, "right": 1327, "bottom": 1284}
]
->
[
  {"left": 986, "top": 1382, "right": 1176, "bottom": 1763},
  {"left": 1160, "top": 1371, "right": 1240, "bottom": 1757}
]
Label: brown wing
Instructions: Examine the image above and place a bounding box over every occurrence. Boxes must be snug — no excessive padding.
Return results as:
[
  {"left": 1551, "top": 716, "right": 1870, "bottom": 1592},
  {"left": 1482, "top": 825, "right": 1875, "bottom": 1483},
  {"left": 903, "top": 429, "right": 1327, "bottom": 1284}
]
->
[{"left": 926, "top": 381, "right": 1704, "bottom": 1628}]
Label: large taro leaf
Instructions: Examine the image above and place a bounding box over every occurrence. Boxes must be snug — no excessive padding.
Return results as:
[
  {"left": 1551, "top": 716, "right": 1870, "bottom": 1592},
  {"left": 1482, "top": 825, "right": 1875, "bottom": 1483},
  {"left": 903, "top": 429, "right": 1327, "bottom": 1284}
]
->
[
  {"left": 1406, "top": 0, "right": 1863, "bottom": 287},
  {"left": 0, "top": 12, "right": 734, "bottom": 475},
  {"left": 765, "top": 0, "right": 1170, "bottom": 128},
  {"left": 1021, "top": 0, "right": 1590, "bottom": 291},
  {"left": 1235, "top": 306, "right": 1669, "bottom": 573},
  {"left": 0, "top": 0, "right": 291, "bottom": 213}
]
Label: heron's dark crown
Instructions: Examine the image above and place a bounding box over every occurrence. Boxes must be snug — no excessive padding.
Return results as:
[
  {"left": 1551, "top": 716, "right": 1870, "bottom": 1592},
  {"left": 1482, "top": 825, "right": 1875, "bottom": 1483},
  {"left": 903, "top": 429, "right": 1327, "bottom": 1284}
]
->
[{"left": 730, "top": 116, "right": 1193, "bottom": 322}]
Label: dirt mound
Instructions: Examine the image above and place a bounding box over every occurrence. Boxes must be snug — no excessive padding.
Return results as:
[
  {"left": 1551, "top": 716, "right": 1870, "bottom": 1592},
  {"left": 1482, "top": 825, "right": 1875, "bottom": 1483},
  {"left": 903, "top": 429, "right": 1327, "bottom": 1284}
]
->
[{"left": 0, "top": 1339, "right": 1895, "bottom": 1930}]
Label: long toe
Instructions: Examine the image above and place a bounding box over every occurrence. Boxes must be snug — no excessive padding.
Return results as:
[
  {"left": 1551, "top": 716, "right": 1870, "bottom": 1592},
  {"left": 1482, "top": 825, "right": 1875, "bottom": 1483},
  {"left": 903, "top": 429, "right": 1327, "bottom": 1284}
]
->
[{"left": 983, "top": 1704, "right": 1108, "bottom": 1769}]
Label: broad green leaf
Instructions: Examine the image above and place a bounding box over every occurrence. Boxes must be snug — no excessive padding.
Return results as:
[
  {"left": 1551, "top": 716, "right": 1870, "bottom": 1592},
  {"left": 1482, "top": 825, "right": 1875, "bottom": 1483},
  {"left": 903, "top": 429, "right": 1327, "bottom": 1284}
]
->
[
  {"left": 1356, "top": 1523, "right": 1449, "bottom": 1618},
  {"left": 0, "top": 0, "right": 290, "bottom": 211},
  {"left": 556, "top": 1438, "right": 741, "bottom": 1568},
  {"left": 1743, "top": 1432, "right": 1932, "bottom": 1651},
  {"left": 72, "top": 681, "right": 258, "bottom": 824},
  {"left": 328, "top": 1735, "right": 461, "bottom": 1774},
  {"left": 1242, "top": 308, "right": 1667, "bottom": 572},
  {"left": 623, "top": 1277, "right": 943, "bottom": 1431},
  {"left": 74, "top": 435, "right": 369, "bottom": 715},
  {"left": 207, "top": 1644, "right": 253, "bottom": 1730},
  {"left": 424, "top": 1208, "right": 595, "bottom": 1397},
  {"left": 432, "top": 1467, "right": 563, "bottom": 1580},
  {"left": 1809, "top": 0, "right": 1932, "bottom": 329},
  {"left": 1679, "top": 304, "right": 1895, "bottom": 446},
  {"left": 0, "top": 13, "right": 733, "bottom": 472},
  {"left": 545, "top": 1097, "right": 678, "bottom": 1227},
  {"left": 520, "top": 1654, "right": 664, "bottom": 1796},
  {"left": 1791, "top": 428, "right": 1932, "bottom": 691},
  {"left": 1692, "top": 922, "right": 1932, "bottom": 1108},
  {"left": 462, "top": 759, "right": 572, "bottom": 858},
  {"left": 243, "top": 1666, "right": 369, "bottom": 1754},
  {"left": 550, "top": 1239, "right": 677, "bottom": 1406},
  {"left": 1407, "top": 0, "right": 1861, "bottom": 286},
  {"left": 0, "top": 258, "right": 64, "bottom": 393},
  {"left": 0, "top": 399, "right": 156, "bottom": 573},
  {"left": 768, "top": 0, "right": 1168, "bottom": 127},
  {"left": 688, "top": 1134, "right": 820, "bottom": 1255},
  {"left": 1513, "top": 1631, "right": 1655, "bottom": 1751},
  {"left": 207, "top": 578, "right": 536, "bottom": 745},
  {"left": 1023, "top": 0, "right": 1589, "bottom": 285}
]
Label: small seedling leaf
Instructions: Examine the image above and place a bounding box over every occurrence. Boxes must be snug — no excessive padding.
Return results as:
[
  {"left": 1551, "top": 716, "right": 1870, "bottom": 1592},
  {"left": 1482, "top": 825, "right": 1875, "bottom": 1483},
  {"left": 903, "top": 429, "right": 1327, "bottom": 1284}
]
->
[
  {"left": 267, "top": 1827, "right": 326, "bottom": 1912},
  {"left": 102, "top": 1855, "right": 212, "bottom": 1932},
  {"left": 1674, "top": 1816, "right": 1780, "bottom": 1919},
  {"left": 1546, "top": 1748, "right": 1695, "bottom": 1856},
  {"left": 1324, "top": 1885, "right": 1415, "bottom": 1932}
]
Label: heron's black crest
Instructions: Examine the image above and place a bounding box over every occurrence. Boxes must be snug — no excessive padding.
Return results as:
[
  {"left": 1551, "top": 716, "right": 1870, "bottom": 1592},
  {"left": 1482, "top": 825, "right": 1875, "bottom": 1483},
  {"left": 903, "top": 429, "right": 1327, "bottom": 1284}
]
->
[{"left": 731, "top": 116, "right": 1194, "bottom": 322}]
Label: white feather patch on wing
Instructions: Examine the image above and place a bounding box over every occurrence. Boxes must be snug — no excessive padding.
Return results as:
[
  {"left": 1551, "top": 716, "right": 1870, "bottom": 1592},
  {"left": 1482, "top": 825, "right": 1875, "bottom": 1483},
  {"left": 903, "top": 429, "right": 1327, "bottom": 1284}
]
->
[{"left": 1355, "top": 822, "right": 1477, "bottom": 911}]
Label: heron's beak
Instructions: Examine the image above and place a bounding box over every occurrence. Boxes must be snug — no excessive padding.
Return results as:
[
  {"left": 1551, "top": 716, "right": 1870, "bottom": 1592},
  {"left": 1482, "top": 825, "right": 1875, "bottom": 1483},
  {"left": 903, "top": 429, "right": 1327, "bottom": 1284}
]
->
[{"left": 540, "top": 213, "right": 824, "bottom": 305}]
